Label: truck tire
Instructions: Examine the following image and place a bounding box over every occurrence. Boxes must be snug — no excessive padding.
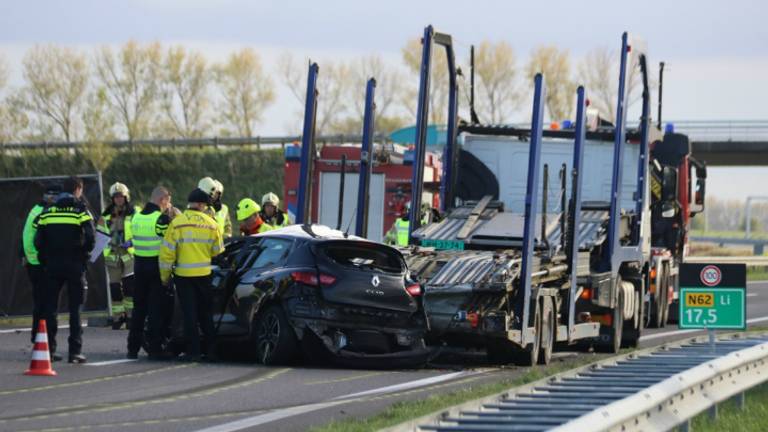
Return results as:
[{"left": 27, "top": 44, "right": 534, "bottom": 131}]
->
[
  {"left": 659, "top": 264, "right": 670, "bottom": 327},
  {"left": 487, "top": 301, "right": 541, "bottom": 366},
  {"left": 538, "top": 296, "right": 555, "bottom": 365},
  {"left": 596, "top": 288, "right": 624, "bottom": 354},
  {"left": 649, "top": 264, "right": 667, "bottom": 328},
  {"left": 622, "top": 289, "right": 641, "bottom": 348}
]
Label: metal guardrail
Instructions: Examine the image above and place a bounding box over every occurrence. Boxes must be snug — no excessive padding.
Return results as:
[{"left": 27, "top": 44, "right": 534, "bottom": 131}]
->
[
  {"left": 0, "top": 134, "right": 391, "bottom": 150},
  {"left": 387, "top": 334, "right": 768, "bottom": 432},
  {"left": 685, "top": 256, "right": 768, "bottom": 266},
  {"left": 691, "top": 236, "right": 768, "bottom": 255}
]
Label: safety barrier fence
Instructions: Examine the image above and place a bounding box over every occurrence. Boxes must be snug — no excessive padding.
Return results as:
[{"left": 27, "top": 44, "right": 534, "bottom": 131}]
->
[
  {"left": 685, "top": 255, "right": 768, "bottom": 267},
  {"left": 0, "top": 134, "right": 391, "bottom": 151},
  {"left": 387, "top": 333, "right": 768, "bottom": 432}
]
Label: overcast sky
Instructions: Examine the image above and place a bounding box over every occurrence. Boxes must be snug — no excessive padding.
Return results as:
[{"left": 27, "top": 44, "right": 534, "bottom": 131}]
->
[{"left": 1, "top": 0, "right": 766, "bottom": 203}]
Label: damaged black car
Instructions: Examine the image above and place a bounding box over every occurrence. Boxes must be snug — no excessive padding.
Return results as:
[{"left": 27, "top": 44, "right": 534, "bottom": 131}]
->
[{"left": 200, "top": 225, "right": 429, "bottom": 366}]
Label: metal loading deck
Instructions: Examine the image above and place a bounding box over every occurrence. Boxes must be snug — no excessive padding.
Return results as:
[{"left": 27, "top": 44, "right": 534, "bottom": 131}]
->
[{"left": 412, "top": 335, "right": 768, "bottom": 432}]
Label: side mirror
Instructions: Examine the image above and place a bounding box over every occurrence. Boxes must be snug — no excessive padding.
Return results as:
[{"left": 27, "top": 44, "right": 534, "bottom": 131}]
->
[{"left": 694, "top": 178, "right": 705, "bottom": 206}]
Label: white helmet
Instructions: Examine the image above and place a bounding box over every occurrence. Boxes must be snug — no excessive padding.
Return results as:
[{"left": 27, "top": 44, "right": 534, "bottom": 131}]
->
[
  {"left": 261, "top": 192, "right": 280, "bottom": 207},
  {"left": 109, "top": 182, "right": 130, "bottom": 201},
  {"left": 214, "top": 180, "right": 224, "bottom": 196},
  {"left": 198, "top": 177, "right": 218, "bottom": 196}
]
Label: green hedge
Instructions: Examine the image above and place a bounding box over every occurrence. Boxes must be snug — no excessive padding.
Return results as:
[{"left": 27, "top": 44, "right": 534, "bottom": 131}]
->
[{"left": 0, "top": 147, "right": 285, "bottom": 215}]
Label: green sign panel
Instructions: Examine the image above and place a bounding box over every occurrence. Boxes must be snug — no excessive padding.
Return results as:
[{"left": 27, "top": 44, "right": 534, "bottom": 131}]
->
[
  {"left": 420, "top": 238, "right": 465, "bottom": 250},
  {"left": 678, "top": 263, "right": 747, "bottom": 330},
  {"left": 679, "top": 288, "right": 745, "bottom": 329}
]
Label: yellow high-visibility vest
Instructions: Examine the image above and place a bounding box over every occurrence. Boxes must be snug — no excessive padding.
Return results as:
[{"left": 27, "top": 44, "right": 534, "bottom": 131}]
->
[
  {"left": 131, "top": 210, "right": 167, "bottom": 258},
  {"left": 159, "top": 209, "right": 224, "bottom": 283}
]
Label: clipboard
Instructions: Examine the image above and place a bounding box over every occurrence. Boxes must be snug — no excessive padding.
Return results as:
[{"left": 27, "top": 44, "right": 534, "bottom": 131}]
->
[{"left": 90, "top": 231, "right": 112, "bottom": 263}]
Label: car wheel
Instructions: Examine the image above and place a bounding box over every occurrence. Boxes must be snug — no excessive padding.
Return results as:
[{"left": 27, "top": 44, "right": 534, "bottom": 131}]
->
[{"left": 251, "top": 306, "right": 298, "bottom": 365}]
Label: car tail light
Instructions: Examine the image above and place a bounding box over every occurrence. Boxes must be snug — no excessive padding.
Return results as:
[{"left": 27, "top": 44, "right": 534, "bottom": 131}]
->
[
  {"left": 291, "top": 271, "right": 336, "bottom": 287},
  {"left": 406, "top": 283, "right": 422, "bottom": 297}
]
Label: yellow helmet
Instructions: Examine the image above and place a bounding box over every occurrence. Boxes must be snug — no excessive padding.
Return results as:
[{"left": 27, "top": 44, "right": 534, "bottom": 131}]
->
[
  {"left": 236, "top": 198, "right": 261, "bottom": 222},
  {"left": 109, "top": 182, "right": 130, "bottom": 201},
  {"left": 198, "top": 177, "right": 218, "bottom": 196},
  {"left": 261, "top": 192, "right": 280, "bottom": 207}
]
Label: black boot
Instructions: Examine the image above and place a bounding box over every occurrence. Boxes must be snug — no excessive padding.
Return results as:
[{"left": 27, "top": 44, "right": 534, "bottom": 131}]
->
[{"left": 68, "top": 353, "right": 87, "bottom": 364}]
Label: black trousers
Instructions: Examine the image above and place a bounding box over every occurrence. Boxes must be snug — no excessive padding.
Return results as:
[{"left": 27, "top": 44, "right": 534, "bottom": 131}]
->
[
  {"left": 41, "top": 265, "right": 85, "bottom": 355},
  {"left": 129, "top": 257, "right": 173, "bottom": 354},
  {"left": 175, "top": 275, "right": 215, "bottom": 356},
  {"left": 26, "top": 264, "right": 46, "bottom": 344}
]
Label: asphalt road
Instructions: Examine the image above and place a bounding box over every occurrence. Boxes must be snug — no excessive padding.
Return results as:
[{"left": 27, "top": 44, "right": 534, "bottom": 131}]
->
[{"left": 1, "top": 280, "right": 766, "bottom": 432}]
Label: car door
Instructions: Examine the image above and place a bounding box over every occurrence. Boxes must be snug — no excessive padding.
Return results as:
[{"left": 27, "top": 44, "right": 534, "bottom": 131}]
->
[{"left": 225, "top": 237, "right": 294, "bottom": 333}]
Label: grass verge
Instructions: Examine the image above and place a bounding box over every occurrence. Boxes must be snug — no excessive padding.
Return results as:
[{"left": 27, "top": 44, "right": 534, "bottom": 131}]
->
[
  {"left": 309, "top": 351, "right": 629, "bottom": 432},
  {"left": 748, "top": 267, "right": 768, "bottom": 281},
  {"left": 693, "top": 382, "right": 768, "bottom": 431}
]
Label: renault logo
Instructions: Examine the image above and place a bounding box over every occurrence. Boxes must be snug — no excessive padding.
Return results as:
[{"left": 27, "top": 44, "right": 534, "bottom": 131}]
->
[{"left": 371, "top": 275, "right": 380, "bottom": 287}]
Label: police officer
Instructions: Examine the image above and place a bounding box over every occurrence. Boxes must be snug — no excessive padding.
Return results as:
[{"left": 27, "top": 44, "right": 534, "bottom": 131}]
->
[
  {"left": 34, "top": 176, "right": 94, "bottom": 364},
  {"left": 259, "top": 192, "right": 290, "bottom": 228},
  {"left": 198, "top": 177, "right": 232, "bottom": 238},
  {"left": 22, "top": 183, "right": 61, "bottom": 353},
  {"left": 99, "top": 182, "right": 136, "bottom": 329},
  {"left": 127, "top": 186, "right": 173, "bottom": 359},
  {"left": 159, "top": 189, "right": 224, "bottom": 362},
  {"left": 236, "top": 198, "right": 273, "bottom": 235}
]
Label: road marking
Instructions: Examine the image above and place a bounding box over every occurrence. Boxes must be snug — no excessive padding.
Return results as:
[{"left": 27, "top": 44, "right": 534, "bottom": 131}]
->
[
  {"left": 86, "top": 359, "right": 138, "bottom": 366},
  {"left": 307, "top": 371, "right": 391, "bottom": 385},
  {"left": 332, "top": 370, "right": 476, "bottom": 400},
  {"left": 0, "top": 364, "right": 192, "bottom": 397},
  {"left": 193, "top": 401, "right": 345, "bottom": 432},
  {"left": 192, "top": 370, "right": 482, "bottom": 432},
  {"left": 0, "top": 324, "right": 87, "bottom": 334},
  {"left": 748, "top": 293, "right": 759, "bottom": 297},
  {"left": 640, "top": 315, "right": 768, "bottom": 342},
  {"left": 0, "top": 368, "right": 290, "bottom": 425}
]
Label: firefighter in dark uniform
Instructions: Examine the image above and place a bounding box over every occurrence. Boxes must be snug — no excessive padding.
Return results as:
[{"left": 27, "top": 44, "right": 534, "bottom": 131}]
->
[
  {"left": 34, "top": 176, "right": 95, "bottom": 364},
  {"left": 127, "top": 186, "right": 173, "bottom": 359}
]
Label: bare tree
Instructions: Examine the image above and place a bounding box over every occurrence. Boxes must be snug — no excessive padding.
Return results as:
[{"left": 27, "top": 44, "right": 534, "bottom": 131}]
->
[
  {"left": 0, "top": 54, "right": 8, "bottom": 91},
  {"left": 278, "top": 53, "right": 351, "bottom": 135},
  {"left": 159, "top": 46, "right": 210, "bottom": 138},
  {"left": 577, "top": 45, "right": 648, "bottom": 123},
  {"left": 526, "top": 46, "right": 576, "bottom": 121},
  {"left": 81, "top": 88, "right": 117, "bottom": 171},
  {"left": 18, "top": 45, "right": 88, "bottom": 142},
  {"left": 474, "top": 40, "right": 521, "bottom": 124},
  {"left": 401, "top": 38, "right": 448, "bottom": 124},
  {"left": 214, "top": 48, "right": 274, "bottom": 139},
  {"left": 95, "top": 41, "right": 162, "bottom": 141},
  {"left": 0, "top": 92, "right": 29, "bottom": 144}
]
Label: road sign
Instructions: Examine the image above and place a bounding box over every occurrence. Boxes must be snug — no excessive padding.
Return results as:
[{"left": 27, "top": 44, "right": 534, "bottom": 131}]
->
[{"left": 679, "top": 263, "right": 746, "bottom": 330}]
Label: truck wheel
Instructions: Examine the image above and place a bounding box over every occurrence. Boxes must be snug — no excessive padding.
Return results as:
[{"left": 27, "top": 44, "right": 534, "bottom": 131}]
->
[
  {"left": 538, "top": 297, "right": 555, "bottom": 365},
  {"left": 513, "top": 300, "right": 542, "bottom": 366},
  {"left": 251, "top": 306, "right": 298, "bottom": 365},
  {"left": 659, "top": 264, "right": 670, "bottom": 327},
  {"left": 597, "top": 289, "right": 623, "bottom": 354},
  {"left": 622, "top": 290, "right": 641, "bottom": 348}
]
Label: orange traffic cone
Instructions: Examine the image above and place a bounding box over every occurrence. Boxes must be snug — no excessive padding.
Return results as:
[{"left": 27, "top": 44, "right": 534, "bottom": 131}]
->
[{"left": 24, "top": 319, "right": 57, "bottom": 376}]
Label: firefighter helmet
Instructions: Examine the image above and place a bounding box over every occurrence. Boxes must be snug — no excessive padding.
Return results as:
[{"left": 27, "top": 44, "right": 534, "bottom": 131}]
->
[
  {"left": 109, "top": 182, "right": 130, "bottom": 201},
  {"left": 236, "top": 198, "right": 261, "bottom": 222},
  {"left": 261, "top": 192, "right": 280, "bottom": 207}
]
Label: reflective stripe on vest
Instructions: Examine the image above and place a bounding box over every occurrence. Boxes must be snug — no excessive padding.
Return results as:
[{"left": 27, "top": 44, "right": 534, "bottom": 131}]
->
[
  {"left": 395, "top": 218, "right": 410, "bottom": 246},
  {"left": 131, "top": 211, "right": 162, "bottom": 257}
]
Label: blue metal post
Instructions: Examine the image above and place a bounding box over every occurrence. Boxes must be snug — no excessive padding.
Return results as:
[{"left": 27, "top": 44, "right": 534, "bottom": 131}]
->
[
  {"left": 355, "top": 78, "right": 377, "bottom": 237},
  {"left": 441, "top": 43, "right": 458, "bottom": 212},
  {"left": 633, "top": 55, "right": 651, "bottom": 244},
  {"left": 568, "top": 86, "right": 587, "bottom": 341},
  {"left": 606, "top": 32, "right": 630, "bottom": 268},
  {"left": 517, "top": 73, "right": 546, "bottom": 336},
  {"left": 407, "top": 26, "right": 434, "bottom": 243},
  {"left": 296, "top": 62, "right": 319, "bottom": 225}
]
